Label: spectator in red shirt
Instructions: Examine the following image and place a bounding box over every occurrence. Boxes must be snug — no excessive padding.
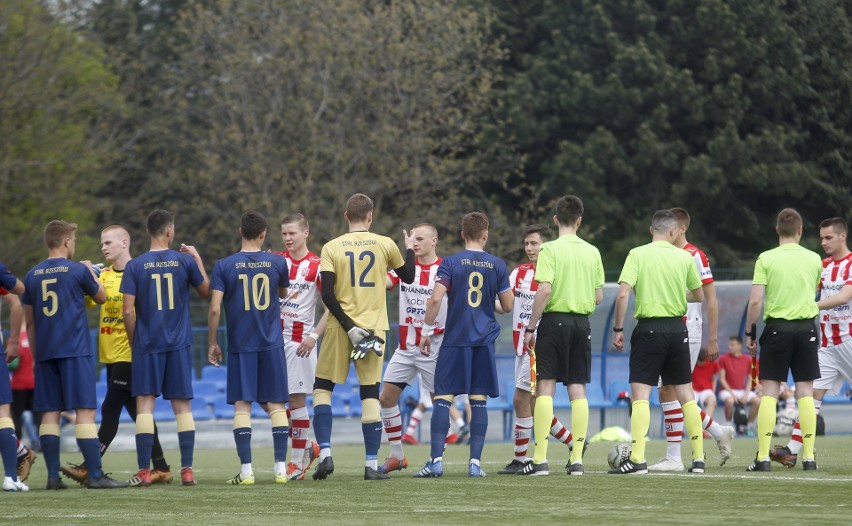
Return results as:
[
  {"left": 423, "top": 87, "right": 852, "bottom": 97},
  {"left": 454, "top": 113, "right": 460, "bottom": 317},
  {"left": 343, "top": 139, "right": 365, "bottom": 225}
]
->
[
  {"left": 10, "top": 325, "right": 38, "bottom": 450},
  {"left": 718, "top": 336, "right": 761, "bottom": 432},
  {"left": 692, "top": 348, "right": 719, "bottom": 418}
]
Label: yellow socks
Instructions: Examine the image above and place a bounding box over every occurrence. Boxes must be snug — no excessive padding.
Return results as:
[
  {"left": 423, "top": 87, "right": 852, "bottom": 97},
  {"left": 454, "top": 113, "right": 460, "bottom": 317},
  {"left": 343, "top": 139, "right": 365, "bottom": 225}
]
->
[
  {"left": 757, "top": 396, "right": 778, "bottom": 460},
  {"left": 682, "top": 400, "right": 704, "bottom": 461},
  {"left": 532, "top": 395, "right": 553, "bottom": 464},
  {"left": 630, "top": 400, "right": 650, "bottom": 463},
  {"left": 570, "top": 398, "right": 588, "bottom": 464},
  {"left": 798, "top": 396, "right": 816, "bottom": 460}
]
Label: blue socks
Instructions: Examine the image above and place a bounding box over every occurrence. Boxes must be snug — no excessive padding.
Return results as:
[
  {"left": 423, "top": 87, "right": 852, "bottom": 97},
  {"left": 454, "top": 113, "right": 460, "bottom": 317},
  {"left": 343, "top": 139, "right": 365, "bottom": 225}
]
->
[
  {"left": 233, "top": 427, "right": 252, "bottom": 465},
  {"left": 136, "top": 433, "right": 154, "bottom": 470},
  {"left": 272, "top": 425, "right": 289, "bottom": 463},
  {"left": 0, "top": 428, "right": 17, "bottom": 479},
  {"left": 178, "top": 430, "right": 194, "bottom": 468},
  {"left": 469, "top": 399, "right": 488, "bottom": 462},
  {"left": 313, "top": 405, "right": 333, "bottom": 450},
  {"left": 41, "top": 434, "right": 61, "bottom": 479},
  {"left": 362, "top": 421, "right": 382, "bottom": 461},
  {"left": 430, "top": 399, "right": 452, "bottom": 461},
  {"left": 78, "top": 437, "right": 103, "bottom": 480}
]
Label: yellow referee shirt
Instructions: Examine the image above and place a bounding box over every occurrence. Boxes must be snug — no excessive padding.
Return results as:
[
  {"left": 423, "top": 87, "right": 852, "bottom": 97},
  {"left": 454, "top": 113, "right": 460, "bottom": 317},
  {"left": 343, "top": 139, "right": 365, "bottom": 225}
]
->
[
  {"left": 87, "top": 266, "right": 131, "bottom": 363},
  {"left": 321, "top": 232, "right": 404, "bottom": 331}
]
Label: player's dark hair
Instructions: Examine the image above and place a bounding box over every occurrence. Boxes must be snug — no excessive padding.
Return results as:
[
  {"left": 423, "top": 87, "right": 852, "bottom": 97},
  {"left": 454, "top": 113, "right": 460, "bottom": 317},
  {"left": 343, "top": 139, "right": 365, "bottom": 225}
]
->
[
  {"left": 819, "top": 217, "right": 847, "bottom": 234},
  {"left": 44, "top": 220, "right": 77, "bottom": 249},
  {"left": 281, "top": 213, "right": 309, "bottom": 230},
  {"left": 346, "top": 193, "right": 374, "bottom": 223},
  {"left": 147, "top": 209, "right": 174, "bottom": 237},
  {"left": 730, "top": 335, "right": 743, "bottom": 345},
  {"left": 523, "top": 224, "right": 550, "bottom": 241},
  {"left": 553, "top": 195, "right": 584, "bottom": 226},
  {"left": 669, "top": 207, "right": 691, "bottom": 230},
  {"left": 776, "top": 208, "right": 803, "bottom": 237},
  {"left": 241, "top": 211, "right": 267, "bottom": 240},
  {"left": 697, "top": 348, "right": 706, "bottom": 362},
  {"left": 461, "top": 212, "right": 489, "bottom": 241},
  {"left": 650, "top": 209, "right": 678, "bottom": 234}
]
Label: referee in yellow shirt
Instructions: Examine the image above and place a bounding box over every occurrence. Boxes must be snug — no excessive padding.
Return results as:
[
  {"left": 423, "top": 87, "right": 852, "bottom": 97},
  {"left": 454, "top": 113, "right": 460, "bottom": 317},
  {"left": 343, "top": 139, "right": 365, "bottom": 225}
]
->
[
  {"left": 61, "top": 226, "right": 172, "bottom": 486},
  {"left": 521, "top": 195, "right": 604, "bottom": 476},
  {"left": 610, "top": 210, "right": 706, "bottom": 474},
  {"left": 745, "top": 209, "right": 822, "bottom": 472}
]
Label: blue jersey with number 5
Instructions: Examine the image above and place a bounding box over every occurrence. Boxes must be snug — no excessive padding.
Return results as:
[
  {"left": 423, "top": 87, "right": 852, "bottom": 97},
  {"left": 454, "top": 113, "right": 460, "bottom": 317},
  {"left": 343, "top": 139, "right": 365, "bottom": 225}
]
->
[
  {"left": 436, "top": 249, "right": 510, "bottom": 346},
  {"left": 22, "top": 258, "right": 100, "bottom": 361},
  {"left": 120, "top": 249, "right": 204, "bottom": 353},
  {"left": 211, "top": 251, "right": 289, "bottom": 353}
]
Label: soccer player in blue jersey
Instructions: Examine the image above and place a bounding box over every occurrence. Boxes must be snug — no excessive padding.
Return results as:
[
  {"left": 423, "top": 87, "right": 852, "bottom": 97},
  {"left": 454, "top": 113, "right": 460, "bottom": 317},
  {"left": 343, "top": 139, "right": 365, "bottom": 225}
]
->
[
  {"left": 0, "top": 261, "right": 28, "bottom": 491},
  {"left": 121, "top": 210, "right": 210, "bottom": 486},
  {"left": 21, "top": 221, "right": 127, "bottom": 489},
  {"left": 207, "top": 211, "right": 291, "bottom": 485},
  {"left": 415, "top": 212, "right": 513, "bottom": 478}
]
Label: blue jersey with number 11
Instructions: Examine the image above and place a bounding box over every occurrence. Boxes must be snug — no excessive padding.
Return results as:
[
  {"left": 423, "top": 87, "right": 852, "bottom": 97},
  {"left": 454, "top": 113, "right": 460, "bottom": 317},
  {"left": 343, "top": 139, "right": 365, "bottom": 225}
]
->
[
  {"left": 436, "top": 249, "right": 510, "bottom": 346},
  {"left": 211, "top": 251, "right": 289, "bottom": 353},
  {"left": 120, "top": 249, "right": 204, "bottom": 353}
]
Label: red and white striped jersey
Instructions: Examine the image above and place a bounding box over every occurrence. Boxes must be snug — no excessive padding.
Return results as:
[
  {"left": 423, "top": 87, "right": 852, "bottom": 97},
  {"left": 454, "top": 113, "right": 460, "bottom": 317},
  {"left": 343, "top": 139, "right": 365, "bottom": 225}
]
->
[
  {"left": 683, "top": 243, "right": 713, "bottom": 342},
  {"left": 388, "top": 259, "right": 446, "bottom": 351},
  {"left": 819, "top": 253, "right": 852, "bottom": 347},
  {"left": 277, "top": 251, "right": 321, "bottom": 343},
  {"left": 510, "top": 262, "right": 538, "bottom": 356}
]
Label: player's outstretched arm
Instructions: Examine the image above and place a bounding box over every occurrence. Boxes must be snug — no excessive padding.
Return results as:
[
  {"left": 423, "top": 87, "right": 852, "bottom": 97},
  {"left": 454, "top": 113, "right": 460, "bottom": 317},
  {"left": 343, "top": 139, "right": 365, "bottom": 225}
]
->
[
  {"left": 24, "top": 305, "right": 36, "bottom": 361},
  {"left": 744, "top": 284, "right": 765, "bottom": 354},
  {"left": 2, "top": 294, "right": 21, "bottom": 362},
  {"left": 612, "top": 282, "right": 632, "bottom": 351},
  {"left": 817, "top": 283, "right": 852, "bottom": 310},
  {"left": 122, "top": 293, "right": 137, "bottom": 349},
  {"left": 393, "top": 230, "right": 416, "bottom": 284},
  {"left": 703, "top": 281, "right": 719, "bottom": 360},
  {"left": 319, "top": 271, "right": 357, "bottom": 332},
  {"left": 181, "top": 243, "right": 211, "bottom": 299},
  {"left": 207, "top": 290, "right": 224, "bottom": 366}
]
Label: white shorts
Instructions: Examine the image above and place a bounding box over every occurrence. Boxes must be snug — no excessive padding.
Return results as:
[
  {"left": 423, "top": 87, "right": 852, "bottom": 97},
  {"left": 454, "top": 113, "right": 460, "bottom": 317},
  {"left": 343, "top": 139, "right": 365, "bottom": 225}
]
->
[
  {"left": 285, "top": 340, "right": 318, "bottom": 395},
  {"left": 814, "top": 339, "right": 852, "bottom": 394},
  {"left": 382, "top": 335, "right": 442, "bottom": 394},
  {"left": 694, "top": 389, "right": 715, "bottom": 406},
  {"left": 418, "top": 378, "right": 432, "bottom": 408},
  {"left": 719, "top": 388, "right": 759, "bottom": 404},
  {"left": 514, "top": 353, "right": 532, "bottom": 393},
  {"left": 689, "top": 340, "right": 701, "bottom": 371},
  {"left": 455, "top": 394, "right": 469, "bottom": 406}
]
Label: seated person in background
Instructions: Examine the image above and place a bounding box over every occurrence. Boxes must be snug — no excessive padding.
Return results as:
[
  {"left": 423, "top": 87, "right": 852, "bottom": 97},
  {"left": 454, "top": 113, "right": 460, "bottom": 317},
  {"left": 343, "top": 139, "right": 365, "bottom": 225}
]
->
[
  {"left": 718, "top": 336, "right": 760, "bottom": 433},
  {"left": 691, "top": 348, "right": 719, "bottom": 418}
]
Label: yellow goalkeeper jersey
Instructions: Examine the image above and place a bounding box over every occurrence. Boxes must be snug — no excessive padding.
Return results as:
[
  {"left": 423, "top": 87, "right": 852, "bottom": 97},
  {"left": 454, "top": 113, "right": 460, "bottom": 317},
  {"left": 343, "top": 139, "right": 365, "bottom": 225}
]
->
[
  {"left": 87, "top": 265, "right": 131, "bottom": 363},
  {"left": 320, "top": 231, "right": 404, "bottom": 331}
]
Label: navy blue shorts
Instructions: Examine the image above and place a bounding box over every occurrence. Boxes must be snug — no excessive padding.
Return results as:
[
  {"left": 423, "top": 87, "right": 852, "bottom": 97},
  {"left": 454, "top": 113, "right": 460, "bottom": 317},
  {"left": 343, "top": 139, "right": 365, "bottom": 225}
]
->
[
  {"left": 34, "top": 356, "right": 97, "bottom": 412},
  {"left": 226, "top": 349, "right": 289, "bottom": 405},
  {"left": 0, "top": 364, "right": 11, "bottom": 405},
  {"left": 132, "top": 347, "right": 193, "bottom": 400},
  {"left": 433, "top": 344, "right": 499, "bottom": 398}
]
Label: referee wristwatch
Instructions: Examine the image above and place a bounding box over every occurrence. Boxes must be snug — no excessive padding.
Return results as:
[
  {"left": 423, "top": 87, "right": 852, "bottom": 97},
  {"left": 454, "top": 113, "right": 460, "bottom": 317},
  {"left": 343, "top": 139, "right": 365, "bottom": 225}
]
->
[{"left": 612, "top": 327, "right": 624, "bottom": 332}]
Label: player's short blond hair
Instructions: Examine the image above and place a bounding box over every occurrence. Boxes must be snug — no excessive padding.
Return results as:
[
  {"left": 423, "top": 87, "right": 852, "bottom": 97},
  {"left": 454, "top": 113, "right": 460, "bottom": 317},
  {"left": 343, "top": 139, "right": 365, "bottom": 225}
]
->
[
  {"left": 44, "top": 220, "right": 77, "bottom": 249},
  {"left": 669, "top": 207, "right": 690, "bottom": 230},
  {"left": 101, "top": 225, "right": 130, "bottom": 242},
  {"left": 282, "top": 213, "right": 309, "bottom": 230}
]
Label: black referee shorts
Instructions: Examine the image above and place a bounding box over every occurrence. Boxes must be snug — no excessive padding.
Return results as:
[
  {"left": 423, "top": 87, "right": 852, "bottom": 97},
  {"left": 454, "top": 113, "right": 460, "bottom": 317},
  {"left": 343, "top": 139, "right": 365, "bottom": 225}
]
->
[
  {"left": 758, "top": 318, "right": 820, "bottom": 382},
  {"left": 534, "top": 313, "right": 591, "bottom": 385},
  {"left": 628, "top": 317, "right": 691, "bottom": 386}
]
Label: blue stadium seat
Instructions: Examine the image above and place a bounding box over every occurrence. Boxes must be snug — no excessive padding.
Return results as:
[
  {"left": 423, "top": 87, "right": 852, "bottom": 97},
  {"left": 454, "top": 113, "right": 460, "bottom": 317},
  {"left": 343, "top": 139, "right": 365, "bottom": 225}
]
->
[
  {"left": 610, "top": 380, "right": 631, "bottom": 404},
  {"left": 649, "top": 386, "right": 660, "bottom": 407},
  {"left": 191, "top": 398, "right": 213, "bottom": 421},
  {"left": 192, "top": 380, "right": 221, "bottom": 403},
  {"left": 553, "top": 386, "right": 572, "bottom": 409},
  {"left": 587, "top": 382, "right": 613, "bottom": 408},
  {"left": 487, "top": 381, "right": 514, "bottom": 441},
  {"left": 331, "top": 391, "right": 349, "bottom": 417},
  {"left": 250, "top": 402, "right": 270, "bottom": 419},
  {"left": 212, "top": 396, "right": 232, "bottom": 419},
  {"left": 153, "top": 397, "right": 176, "bottom": 422},
  {"left": 98, "top": 367, "right": 108, "bottom": 383},
  {"left": 200, "top": 365, "right": 228, "bottom": 391}
]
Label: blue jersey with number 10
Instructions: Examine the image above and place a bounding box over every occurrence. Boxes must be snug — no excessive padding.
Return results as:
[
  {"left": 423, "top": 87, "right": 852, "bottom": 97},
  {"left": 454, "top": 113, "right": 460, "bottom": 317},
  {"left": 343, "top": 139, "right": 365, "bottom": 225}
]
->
[
  {"left": 211, "top": 251, "right": 289, "bottom": 353},
  {"left": 120, "top": 249, "right": 204, "bottom": 353},
  {"left": 21, "top": 258, "right": 100, "bottom": 361},
  {"left": 436, "top": 249, "right": 510, "bottom": 346}
]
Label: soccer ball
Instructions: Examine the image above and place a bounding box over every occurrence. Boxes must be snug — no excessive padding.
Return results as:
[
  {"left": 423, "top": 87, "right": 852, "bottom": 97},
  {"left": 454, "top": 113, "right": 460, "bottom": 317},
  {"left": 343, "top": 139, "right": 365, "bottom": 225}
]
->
[
  {"left": 774, "top": 407, "right": 799, "bottom": 436},
  {"left": 607, "top": 442, "right": 632, "bottom": 469}
]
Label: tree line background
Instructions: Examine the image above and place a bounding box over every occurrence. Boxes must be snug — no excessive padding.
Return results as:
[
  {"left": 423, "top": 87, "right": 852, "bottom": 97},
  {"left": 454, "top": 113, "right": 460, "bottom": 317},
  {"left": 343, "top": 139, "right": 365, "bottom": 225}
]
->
[{"left": 2, "top": 0, "right": 850, "bottom": 279}]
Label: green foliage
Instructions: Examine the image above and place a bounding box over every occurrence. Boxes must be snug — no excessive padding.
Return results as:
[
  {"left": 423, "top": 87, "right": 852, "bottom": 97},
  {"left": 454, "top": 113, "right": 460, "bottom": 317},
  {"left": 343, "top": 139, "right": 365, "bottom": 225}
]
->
[
  {"left": 0, "top": 0, "right": 124, "bottom": 270},
  {"left": 489, "top": 0, "right": 852, "bottom": 268}
]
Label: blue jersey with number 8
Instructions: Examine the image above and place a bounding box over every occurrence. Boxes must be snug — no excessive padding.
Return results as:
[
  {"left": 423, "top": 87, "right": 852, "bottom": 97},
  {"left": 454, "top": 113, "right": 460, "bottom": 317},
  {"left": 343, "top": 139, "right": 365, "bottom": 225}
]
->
[
  {"left": 120, "top": 249, "right": 204, "bottom": 353},
  {"left": 22, "top": 258, "right": 101, "bottom": 361},
  {"left": 436, "top": 249, "right": 510, "bottom": 346}
]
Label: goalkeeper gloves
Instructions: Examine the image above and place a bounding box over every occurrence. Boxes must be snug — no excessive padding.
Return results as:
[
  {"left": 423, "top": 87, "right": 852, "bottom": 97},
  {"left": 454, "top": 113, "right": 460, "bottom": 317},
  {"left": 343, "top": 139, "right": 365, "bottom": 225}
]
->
[
  {"left": 351, "top": 333, "right": 385, "bottom": 360},
  {"left": 347, "top": 326, "right": 371, "bottom": 347}
]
